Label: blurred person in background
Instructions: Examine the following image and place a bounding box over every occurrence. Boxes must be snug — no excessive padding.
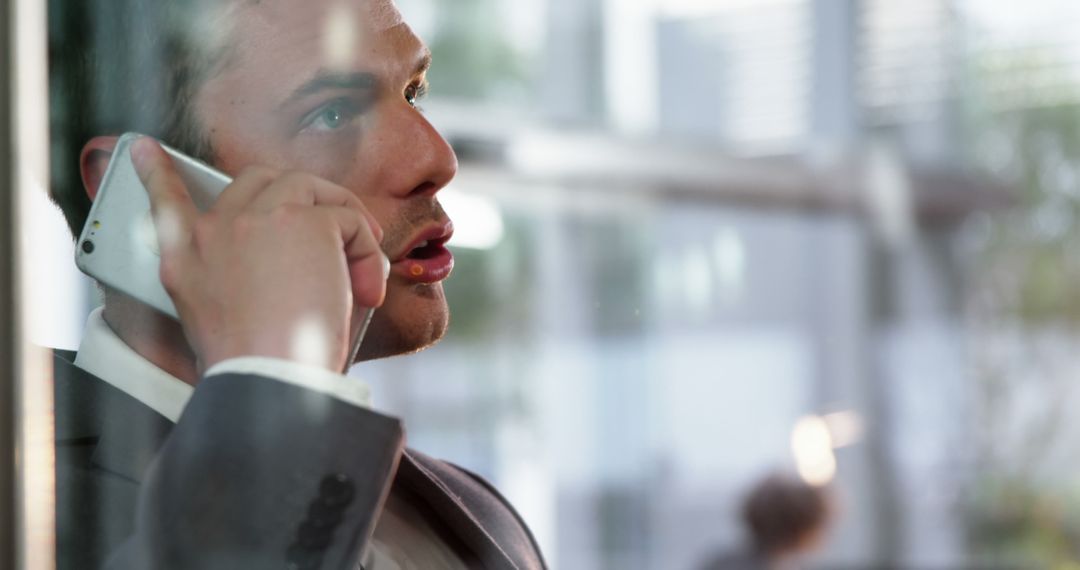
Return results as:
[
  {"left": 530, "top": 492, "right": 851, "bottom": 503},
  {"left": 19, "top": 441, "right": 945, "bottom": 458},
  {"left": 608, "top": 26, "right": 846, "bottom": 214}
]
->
[
  {"left": 46, "top": 0, "right": 545, "bottom": 568},
  {"left": 700, "top": 473, "right": 833, "bottom": 570}
]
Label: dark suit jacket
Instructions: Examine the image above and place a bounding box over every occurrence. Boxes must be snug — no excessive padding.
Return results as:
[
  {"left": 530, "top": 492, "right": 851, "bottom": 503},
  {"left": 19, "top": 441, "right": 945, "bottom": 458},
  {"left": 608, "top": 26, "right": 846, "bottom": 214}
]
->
[{"left": 53, "top": 350, "right": 546, "bottom": 569}]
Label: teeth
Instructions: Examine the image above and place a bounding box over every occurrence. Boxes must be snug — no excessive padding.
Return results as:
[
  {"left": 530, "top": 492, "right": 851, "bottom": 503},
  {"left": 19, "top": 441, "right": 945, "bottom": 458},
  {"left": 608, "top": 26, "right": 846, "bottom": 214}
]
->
[{"left": 415, "top": 240, "right": 429, "bottom": 249}]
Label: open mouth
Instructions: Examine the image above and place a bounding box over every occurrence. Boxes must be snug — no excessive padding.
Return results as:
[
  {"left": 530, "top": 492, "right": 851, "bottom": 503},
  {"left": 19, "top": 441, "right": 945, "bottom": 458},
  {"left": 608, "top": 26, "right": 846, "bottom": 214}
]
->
[
  {"left": 406, "top": 237, "right": 450, "bottom": 260},
  {"left": 392, "top": 222, "right": 456, "bottom": 284}
]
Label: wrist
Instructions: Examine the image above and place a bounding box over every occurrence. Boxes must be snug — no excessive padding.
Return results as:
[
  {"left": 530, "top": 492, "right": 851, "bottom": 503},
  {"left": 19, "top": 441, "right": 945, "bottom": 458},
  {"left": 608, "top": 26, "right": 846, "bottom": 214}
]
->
[{"left": 200, "top": 333, "right": 345, "bottom": 375}]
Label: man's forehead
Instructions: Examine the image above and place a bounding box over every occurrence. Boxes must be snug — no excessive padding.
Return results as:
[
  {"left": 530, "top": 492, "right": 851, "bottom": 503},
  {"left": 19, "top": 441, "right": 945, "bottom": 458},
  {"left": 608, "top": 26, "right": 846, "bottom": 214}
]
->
[
  {"left": 220, "top": 0, "right": 423, "bottom": 78},
  {"left": 196, "top": 0, "right": 426, "bottom": 127},
  {"left": 236, "top": 0, "right": 407, "bottom": 41},
  {"left": 364, "top": 0, "right": 406, "bottom": 31}
]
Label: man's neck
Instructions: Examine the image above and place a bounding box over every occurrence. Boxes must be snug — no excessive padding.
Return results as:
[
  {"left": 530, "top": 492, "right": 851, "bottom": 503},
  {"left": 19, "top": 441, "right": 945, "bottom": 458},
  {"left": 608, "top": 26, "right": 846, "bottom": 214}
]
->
[{"left": 102, "top": 294, "right": 200, "bottom": 386}]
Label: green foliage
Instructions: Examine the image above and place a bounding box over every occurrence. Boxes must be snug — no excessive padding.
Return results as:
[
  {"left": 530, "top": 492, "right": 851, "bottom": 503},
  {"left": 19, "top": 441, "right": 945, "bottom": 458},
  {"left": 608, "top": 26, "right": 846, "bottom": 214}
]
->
[
  {"left": 962, "top": 47, "right": 1080, "bottom": 567},
  {"left": 441, "top": 216, "right": 535, "bottom": 343},
  {"left": 963, "top": 476, "right": 1080, "bottom": 568},
  {"left": 426, "top": 0, "right": 530, "bottom": 100},
  {"left": 965, "top": 48, "right": 1080, "bottom": 325}
]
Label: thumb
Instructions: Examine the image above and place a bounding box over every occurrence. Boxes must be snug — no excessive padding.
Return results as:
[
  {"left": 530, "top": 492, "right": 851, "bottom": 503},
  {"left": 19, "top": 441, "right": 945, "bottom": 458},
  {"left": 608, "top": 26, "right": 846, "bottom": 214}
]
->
[{"left": 130, "top": 137, "right": 198, "bottom": 255}]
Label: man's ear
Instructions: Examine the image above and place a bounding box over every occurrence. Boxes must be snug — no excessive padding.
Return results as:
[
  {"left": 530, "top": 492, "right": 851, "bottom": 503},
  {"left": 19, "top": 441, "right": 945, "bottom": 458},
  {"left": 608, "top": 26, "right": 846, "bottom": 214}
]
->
[{"left": 79, "top": 136, "right": 120, "bottom": 202}]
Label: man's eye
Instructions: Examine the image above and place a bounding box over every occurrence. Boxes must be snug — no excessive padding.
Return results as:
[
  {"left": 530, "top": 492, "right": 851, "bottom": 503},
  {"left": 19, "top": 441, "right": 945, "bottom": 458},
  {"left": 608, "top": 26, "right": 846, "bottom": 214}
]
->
[
  {"left": 319, "top": 107, "right": 344, "bottom": 129},
  {"left": 405, "top": 82, "right": 428, "bottom": 108},
  {"left": 305, "top": 99, "right": 360, "bottom": 132}
]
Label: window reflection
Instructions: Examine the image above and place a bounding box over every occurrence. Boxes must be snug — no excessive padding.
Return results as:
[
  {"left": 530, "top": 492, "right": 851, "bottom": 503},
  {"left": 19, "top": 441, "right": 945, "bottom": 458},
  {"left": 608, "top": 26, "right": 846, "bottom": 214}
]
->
[{"left": 26, "top": 0, "right": 1080, "bottom": 568}]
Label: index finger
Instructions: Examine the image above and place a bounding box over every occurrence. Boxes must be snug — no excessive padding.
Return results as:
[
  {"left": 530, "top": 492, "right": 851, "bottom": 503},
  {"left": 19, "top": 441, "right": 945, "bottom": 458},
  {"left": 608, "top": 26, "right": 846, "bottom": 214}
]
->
[
  {"left": 254, "top": 174, "right": 385, "bottom": 244},
  {"left": 130, "top": 137, "right": 199, "bottom": 254}
]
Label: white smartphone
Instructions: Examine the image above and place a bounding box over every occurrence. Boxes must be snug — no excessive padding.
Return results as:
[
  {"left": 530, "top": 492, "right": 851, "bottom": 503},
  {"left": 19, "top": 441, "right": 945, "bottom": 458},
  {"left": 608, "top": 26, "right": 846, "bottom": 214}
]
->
[{"left": 75, "top": 133, "right": 375, "bottom": 367}]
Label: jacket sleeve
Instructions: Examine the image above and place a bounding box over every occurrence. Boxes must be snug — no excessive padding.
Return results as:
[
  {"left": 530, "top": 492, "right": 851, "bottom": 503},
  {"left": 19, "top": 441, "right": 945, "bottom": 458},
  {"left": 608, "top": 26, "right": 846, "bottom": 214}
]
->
[{"left": 104, "top": 373, "right": 404, "bottom": 570}]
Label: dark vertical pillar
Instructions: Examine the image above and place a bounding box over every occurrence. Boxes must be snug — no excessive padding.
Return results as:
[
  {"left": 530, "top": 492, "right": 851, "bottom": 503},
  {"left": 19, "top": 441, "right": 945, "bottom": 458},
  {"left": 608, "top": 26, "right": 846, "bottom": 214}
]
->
[{"left": 0, "top": 0, "right": 20, "bottom": 565}]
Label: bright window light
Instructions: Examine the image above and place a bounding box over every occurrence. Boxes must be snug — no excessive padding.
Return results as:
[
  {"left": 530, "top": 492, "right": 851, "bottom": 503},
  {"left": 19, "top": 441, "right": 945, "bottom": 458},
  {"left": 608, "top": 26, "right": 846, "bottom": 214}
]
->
[
  {"left": 791, "top": 415, "right": 837, "bottom": 487},
  {"left": 440, "top": 188, "right": 506, "bottom": 251}
]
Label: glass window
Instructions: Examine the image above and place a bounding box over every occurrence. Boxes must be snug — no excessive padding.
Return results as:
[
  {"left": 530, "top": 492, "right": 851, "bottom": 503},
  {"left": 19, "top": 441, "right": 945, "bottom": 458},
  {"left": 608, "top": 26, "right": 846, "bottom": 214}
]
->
[{"left": 8, "top": 0, "right": 1080, "bottom": 568}]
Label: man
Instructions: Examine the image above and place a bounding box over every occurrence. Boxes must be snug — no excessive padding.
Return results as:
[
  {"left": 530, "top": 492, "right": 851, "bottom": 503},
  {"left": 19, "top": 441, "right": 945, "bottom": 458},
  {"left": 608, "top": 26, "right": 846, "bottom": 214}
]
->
[{"left": 48, "top": 0, "right": 546, "bottom": 568}]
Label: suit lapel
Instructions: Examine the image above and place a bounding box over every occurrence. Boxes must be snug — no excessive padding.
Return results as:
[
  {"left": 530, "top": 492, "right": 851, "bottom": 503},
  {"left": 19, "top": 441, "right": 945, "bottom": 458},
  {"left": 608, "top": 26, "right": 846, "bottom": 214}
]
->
[
  {"left": 54, "top": 351, "right": 175, "bottom": 483},
  {"left": 89, "top": 400, "right": 174, "bottom": 483},
  {"left": 398, "top": 452, "right": 520, "bottom": 570}
]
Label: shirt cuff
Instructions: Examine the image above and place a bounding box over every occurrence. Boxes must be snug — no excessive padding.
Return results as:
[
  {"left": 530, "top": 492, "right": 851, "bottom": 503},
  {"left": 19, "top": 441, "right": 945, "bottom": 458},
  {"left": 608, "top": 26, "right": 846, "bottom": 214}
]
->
[{"left": 204, "top": 357, "right": 372, "bottom": 409}]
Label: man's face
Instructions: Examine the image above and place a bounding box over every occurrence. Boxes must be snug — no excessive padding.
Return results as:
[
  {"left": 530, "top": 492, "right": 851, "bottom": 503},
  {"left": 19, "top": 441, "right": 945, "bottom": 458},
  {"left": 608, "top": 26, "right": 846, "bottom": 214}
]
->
[{"left": 195, "top": 0, "right": 458, "bottom": 360}]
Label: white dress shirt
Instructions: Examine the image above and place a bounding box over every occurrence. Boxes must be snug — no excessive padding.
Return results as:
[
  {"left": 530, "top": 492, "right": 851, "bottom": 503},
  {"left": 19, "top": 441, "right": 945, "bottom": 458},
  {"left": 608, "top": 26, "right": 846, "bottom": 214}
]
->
[{"left": 72, "top": 307, "right": 468, "bottom": 569}]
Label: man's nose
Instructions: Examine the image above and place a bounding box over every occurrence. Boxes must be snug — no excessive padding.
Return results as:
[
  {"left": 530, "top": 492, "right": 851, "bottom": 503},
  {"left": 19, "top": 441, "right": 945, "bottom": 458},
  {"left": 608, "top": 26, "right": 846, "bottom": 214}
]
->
[{"left": 387, "top": 108, "right": 458, "bottom": 200}]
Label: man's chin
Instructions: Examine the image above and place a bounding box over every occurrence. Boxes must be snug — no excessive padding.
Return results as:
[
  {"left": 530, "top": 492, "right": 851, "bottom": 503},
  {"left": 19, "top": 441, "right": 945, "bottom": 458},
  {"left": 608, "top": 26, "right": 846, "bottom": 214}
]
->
[
  {"left": 355, "top": 322, "right": 447, "bottom": 361},
  {"left": 353, "top": 286, "right": 449, "bottom": 362}
]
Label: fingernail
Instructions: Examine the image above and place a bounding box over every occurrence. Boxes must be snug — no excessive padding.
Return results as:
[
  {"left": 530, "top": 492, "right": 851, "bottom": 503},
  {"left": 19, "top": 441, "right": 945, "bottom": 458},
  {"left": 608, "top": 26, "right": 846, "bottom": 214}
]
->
[
  {"left": 381, "top": 253, "right": 391, "bottom": 280},
  {"left": 130, "top": 137, "right": 154, "bottom": 172}
]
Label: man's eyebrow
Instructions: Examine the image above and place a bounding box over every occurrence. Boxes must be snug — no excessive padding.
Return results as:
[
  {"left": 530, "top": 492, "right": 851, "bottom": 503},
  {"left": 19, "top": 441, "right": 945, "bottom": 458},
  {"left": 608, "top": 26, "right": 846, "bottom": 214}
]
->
[
  {"left": 415, "top": 51, "right": 432, "bottom": 76},
  {"left": 282, "top": 71, "right": 377, "bottom": 107}
]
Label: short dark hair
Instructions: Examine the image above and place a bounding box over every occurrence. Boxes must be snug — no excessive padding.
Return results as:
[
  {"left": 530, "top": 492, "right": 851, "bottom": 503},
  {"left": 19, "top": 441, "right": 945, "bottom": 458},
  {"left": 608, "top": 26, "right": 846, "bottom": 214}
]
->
[
  {"left": 741, "top": 473, "right": 831, "bottom": 554},
  {"left": 48, "top": 0, "right": 231, "bottom": 237}
]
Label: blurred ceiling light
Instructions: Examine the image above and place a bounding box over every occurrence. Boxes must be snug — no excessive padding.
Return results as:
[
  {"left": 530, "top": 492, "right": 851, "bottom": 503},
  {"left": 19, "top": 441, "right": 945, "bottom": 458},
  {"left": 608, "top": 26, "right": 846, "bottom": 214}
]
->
[
  {"left": 440, "top": 188, "right": 506, "bottom": 250},
  {"left": 822, "top": 410, "right": 863, "bottom": 449},
  {"left": 791, "top": 415, "right": 837, "bottom": 487}
]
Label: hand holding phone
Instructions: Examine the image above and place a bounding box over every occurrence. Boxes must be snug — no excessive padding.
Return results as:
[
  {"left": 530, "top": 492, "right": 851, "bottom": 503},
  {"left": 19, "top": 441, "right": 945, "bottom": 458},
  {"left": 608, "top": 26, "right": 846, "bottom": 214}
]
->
[{"left": 76, "top": 134, "right": 387, "bottom": 373}]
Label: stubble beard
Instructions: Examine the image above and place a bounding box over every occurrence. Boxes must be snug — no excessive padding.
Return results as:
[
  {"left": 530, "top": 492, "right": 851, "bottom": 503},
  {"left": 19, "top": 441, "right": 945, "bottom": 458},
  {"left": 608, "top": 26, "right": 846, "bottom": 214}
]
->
[{"left": 353, "top": 281, "right": 449, "bottom": 362}]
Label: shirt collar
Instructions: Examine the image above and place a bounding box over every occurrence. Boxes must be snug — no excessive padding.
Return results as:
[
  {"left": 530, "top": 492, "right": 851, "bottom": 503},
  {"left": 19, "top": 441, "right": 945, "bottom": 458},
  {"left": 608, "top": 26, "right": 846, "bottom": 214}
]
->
[{"left": 74, "top": 307, "right": 194, "bottom": 423}]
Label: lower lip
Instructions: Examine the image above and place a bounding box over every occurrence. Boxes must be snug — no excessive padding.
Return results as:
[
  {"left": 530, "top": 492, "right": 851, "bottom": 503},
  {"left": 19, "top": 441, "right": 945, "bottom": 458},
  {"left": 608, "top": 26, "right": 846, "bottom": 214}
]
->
[{"left": 392, "top": 245, "right": 455, "bottom": 284}]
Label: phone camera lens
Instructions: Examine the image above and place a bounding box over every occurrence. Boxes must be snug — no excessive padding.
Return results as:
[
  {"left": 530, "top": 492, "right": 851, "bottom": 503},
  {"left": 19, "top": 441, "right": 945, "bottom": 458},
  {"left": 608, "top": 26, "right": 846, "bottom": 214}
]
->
[{"left": 82, "top": 240, "right": 95, "bottom": 254}]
